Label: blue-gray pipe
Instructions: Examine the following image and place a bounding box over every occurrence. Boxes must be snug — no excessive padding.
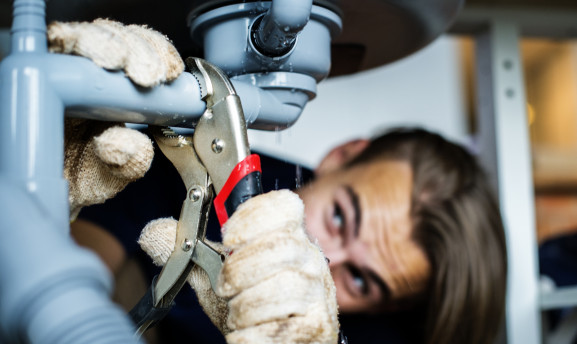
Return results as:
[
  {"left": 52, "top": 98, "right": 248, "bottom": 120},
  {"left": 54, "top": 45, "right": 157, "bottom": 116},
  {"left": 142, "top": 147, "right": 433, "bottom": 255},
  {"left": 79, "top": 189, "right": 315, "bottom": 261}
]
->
[
  {"left": 0, "top": 1, "right": 148, "bottom": 342},
  {"left": 0, "top": 177, "right": 141, "bottom": 344},
  {"left": 251, "top": 0, "right": 313, "bottom": 57}
]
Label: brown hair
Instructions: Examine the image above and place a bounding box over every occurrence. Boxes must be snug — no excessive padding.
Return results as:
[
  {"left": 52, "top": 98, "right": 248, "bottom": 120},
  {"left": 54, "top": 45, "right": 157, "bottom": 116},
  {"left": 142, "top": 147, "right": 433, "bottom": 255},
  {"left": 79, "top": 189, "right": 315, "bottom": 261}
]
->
[{"left": 349, "top": 127, "right": 507, "bottom": 344}]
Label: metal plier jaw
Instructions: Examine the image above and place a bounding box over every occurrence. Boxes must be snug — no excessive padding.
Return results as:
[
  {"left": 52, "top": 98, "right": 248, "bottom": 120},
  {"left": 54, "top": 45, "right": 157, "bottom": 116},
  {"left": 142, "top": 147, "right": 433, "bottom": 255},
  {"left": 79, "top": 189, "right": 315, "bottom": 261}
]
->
[{"left": 129, "top": 58, "right": 263, "bottom": 337}]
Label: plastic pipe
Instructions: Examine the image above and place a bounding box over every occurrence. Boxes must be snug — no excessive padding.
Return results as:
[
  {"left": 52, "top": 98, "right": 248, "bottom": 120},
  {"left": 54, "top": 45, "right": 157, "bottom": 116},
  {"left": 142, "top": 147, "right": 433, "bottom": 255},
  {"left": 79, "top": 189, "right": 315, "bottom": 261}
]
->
[
  {"left": 0, "top": 1, "right": 165, "bottom": 342},
  {"left": 11, "top": 0, "right": 47, "bottom": 53},
  {"left": 251, "top": 0, "right": 313, "bottom": 57},
  {"left": 233, "top": 78, "right": 312, "bottom": 130},
  {"left": 0, "top": 178, "right": 141, "bottom": 344}
]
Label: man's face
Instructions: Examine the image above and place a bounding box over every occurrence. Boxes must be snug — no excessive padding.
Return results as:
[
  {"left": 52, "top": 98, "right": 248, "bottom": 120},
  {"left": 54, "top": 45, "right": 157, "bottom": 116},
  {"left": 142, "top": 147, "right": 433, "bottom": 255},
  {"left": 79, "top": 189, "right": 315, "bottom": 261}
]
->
[{"left": 297, "top": 160, "right": 430, "bottom": 313}]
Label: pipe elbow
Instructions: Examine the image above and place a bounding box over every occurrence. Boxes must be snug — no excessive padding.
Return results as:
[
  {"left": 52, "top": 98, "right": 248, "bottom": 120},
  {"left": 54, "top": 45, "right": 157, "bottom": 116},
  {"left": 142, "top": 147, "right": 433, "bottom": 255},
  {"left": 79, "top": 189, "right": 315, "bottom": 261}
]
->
[
  {"left": 232, "top": 75, "right": 314, "bottom": 130},
  {"left": 271, "top": 102, "right": 305, "bottom": 129},
  {"left": 270, "top": 0, "right": 313, "bottom": 32},
  {"left": 0, "top": 178, "right": 139, "bottom": 343}
]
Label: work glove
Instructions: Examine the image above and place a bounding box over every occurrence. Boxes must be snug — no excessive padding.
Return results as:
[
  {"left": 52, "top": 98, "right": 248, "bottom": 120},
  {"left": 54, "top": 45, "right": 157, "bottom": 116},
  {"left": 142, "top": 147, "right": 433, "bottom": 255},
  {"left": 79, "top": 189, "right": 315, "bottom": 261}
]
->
[
  {"left": 64, "top": 118, "right": 154, "bottom": 220},
  {"left": 139, "top": 190, "right": 340, "bottom": 344},
  {"left": 47, "top": 19, "right": 185, "bottom": 219},
  {"left": 48, "top": 18, "right": 183, "bottom": 87}
]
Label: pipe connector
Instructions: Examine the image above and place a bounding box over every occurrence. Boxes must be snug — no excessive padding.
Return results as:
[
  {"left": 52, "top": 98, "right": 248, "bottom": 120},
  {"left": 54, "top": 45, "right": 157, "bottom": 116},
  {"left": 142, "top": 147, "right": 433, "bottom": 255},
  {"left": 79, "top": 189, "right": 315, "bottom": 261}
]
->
[
  {"left": 11, "top": 0, "right": 47, "bottom": 53},
  {"left": 250, "top": 0, "right": 313, "bottom": 58},
  {"left": 189, "top": 1, "right": 341, "bottom": 130}
]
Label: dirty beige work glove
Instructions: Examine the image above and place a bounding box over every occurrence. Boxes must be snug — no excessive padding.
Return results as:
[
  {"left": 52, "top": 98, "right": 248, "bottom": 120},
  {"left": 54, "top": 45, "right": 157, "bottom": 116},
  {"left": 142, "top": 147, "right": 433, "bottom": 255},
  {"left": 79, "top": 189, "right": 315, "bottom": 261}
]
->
[
  {"left": 64, "top": 118, "right": 153, "bottom": 220},
  {"left": 139, "top": 190, "right": 340, "bottom": 344},
  {"left": 140, "top": 217, "right": 231, "bottom": 333},
  {"left": 48, "top": 19, "right": 185, "bottom": 219},
  {"left": 48, "top": 18, "right": 184, "bottom": 87}
]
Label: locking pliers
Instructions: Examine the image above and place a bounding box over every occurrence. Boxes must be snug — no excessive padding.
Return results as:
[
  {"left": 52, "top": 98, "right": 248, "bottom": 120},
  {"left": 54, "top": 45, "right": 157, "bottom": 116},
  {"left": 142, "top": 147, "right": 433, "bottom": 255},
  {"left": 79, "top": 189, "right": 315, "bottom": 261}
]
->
[{"left": 129, "top": 58, "right": 263, "bottom": 336}]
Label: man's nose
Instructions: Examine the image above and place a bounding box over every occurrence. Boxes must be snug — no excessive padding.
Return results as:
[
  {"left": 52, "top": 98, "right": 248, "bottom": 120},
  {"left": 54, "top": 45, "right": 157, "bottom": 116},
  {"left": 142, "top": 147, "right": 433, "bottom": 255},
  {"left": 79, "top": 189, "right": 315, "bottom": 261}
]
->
[{"left": 326, "top": 248, "right": 349, "bottom": 268}]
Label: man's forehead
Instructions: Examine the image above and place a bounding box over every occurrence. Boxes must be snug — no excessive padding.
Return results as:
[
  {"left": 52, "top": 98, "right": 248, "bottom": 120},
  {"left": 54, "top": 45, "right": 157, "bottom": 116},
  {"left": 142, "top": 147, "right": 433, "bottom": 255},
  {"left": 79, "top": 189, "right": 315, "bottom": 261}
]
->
[{"left": 345, "top": 160, "right": 412, "bottom": 185}]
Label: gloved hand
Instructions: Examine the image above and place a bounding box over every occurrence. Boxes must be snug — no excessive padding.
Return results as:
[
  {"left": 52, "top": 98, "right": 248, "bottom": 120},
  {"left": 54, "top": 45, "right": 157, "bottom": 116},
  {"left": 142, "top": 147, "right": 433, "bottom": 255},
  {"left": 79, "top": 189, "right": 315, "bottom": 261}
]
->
[
  {"left": 64, "top": 118, "right": 154, "bottom": 220},
  {"left": 48, "top": 18, "right": 184, "bottom": 87},
  {"left": 139, "top": 190, "right": 340, "bottom": 344},
  {"left": 48, "top": 19, "right": 185, "bottom": 219}
]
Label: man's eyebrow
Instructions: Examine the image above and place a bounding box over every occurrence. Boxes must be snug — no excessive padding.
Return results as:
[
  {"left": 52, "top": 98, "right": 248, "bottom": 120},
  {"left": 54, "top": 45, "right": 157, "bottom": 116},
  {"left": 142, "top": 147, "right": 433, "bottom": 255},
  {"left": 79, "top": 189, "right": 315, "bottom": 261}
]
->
[
  {"left": 367, "top": 269, "right": 391, "bottom": 303},
  {"left": 344, "top": 186, "right": 361, "bottom": 237}
]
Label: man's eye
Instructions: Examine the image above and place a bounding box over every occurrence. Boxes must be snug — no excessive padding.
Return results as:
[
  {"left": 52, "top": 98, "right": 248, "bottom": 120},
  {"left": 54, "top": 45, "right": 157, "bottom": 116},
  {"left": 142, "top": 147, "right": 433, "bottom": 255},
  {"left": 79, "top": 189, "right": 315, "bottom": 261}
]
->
[
  {"left": 332, "top": 203, "right": 344, "bottom": 229},
  {"left": 348, "top": 265, "right": 369, "bottom": 296}
]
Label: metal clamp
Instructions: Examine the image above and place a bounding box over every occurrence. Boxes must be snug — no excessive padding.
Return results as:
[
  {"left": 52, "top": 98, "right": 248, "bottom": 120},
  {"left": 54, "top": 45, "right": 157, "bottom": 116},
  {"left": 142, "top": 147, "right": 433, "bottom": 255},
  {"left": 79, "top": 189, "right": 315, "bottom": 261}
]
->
[{"left": 129, "top": 58, "right": 263, "bottom": 337}]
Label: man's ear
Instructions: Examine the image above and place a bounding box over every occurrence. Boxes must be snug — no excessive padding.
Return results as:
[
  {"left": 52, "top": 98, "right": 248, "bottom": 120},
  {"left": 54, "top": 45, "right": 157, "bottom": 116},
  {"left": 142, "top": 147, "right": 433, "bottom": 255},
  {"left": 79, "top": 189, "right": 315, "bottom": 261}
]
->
[{"left": 315, "top": 139, "right": 370, "bottom": 176}]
